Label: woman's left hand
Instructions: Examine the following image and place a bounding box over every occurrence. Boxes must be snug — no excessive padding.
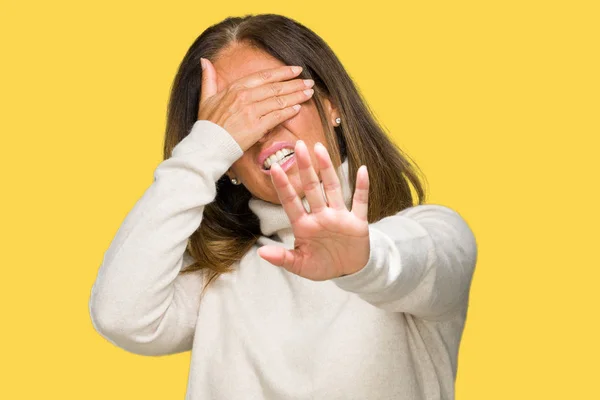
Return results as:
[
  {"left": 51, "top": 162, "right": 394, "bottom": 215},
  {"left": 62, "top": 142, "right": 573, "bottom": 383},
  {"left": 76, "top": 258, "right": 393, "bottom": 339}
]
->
[{"left": 257, "top": 139, "right": 370, "bottom": 281}]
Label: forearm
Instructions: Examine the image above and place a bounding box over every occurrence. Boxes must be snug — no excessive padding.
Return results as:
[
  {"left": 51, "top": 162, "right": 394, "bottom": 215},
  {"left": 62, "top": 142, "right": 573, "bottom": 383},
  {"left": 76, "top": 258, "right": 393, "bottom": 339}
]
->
[
  {"left": 331, "top": 204, "right": 478, "bottom": 321},
  {"left": 89, "top": 120, "right": 243, "bottom": 354}
]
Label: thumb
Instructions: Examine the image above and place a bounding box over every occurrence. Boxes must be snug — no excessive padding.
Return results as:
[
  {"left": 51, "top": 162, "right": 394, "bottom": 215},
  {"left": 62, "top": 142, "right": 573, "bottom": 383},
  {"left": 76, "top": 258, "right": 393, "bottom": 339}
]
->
[
  {"left": 200, "top": 57, "right": 217, "bottom": 104},
  {"left": 257, "top": 245, "right": 296, "bottom": 271}
]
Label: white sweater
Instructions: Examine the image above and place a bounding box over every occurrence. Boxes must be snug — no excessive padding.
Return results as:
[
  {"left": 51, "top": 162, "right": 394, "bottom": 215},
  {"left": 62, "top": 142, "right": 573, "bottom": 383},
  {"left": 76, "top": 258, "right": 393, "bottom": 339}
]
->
[{"left": 89, "top": 120, "right": 478, "bottom": 400}]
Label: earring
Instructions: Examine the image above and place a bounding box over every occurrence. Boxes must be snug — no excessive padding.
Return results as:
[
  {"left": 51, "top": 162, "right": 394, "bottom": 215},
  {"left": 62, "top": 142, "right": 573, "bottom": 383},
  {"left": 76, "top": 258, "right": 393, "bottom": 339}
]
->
[
  {"left": 231, "top": 177, "right": 241, "bottom": 185},
  {"left": 335, "top": 117, "right": 341, "bottom": 125}
]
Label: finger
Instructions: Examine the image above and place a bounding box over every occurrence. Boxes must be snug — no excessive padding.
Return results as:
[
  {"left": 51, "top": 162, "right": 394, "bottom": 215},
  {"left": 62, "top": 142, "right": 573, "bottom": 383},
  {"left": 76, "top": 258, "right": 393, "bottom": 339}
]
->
[
  {"left": 253, "top": 87, "right": 314, "bottom": 118},
  {"left": 351, "top": 165, "right": 370, "bottom": 221},
  {"left": 314, "top": 142, "right": 347, "bottom": 211},
  {"left": 232, "top": 65, "right": 303, "bottom": 91},
  {"left": 269, "top": 161, "right": 306, "bottom": 224},
  {"left": 199, "top": 58, "right": 218, "bottom": 104},
  {"left": 258, "top": 104, "right": 302, "bottom": 133},
  {"left": 257, "top": 245, "right": 297, "bottom": 272},
  {"left": 295, "top": 140, "right": 327, "bottom": 213},
  {"left": 245, "top": 78, "right": 314, "bottom": 105}
]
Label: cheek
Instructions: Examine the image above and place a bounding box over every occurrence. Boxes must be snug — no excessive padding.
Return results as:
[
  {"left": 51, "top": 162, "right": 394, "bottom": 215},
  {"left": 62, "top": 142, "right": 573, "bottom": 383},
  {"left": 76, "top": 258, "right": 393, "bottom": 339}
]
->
[
  {"left": 231, "top": 155, "right": 255, "bottom": 177},
  {"left": 280, "top": 112, "right": 303, "bottom": 131},
  {"left": 283, "top": 106, "right": 320, "bottom": 136}
]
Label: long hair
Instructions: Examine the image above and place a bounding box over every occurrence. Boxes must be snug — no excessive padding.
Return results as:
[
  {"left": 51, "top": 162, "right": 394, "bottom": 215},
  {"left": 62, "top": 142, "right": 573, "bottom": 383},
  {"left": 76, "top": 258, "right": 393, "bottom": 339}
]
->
[{"left": 163, "top": 13, "right": 428, "bottom": 293}]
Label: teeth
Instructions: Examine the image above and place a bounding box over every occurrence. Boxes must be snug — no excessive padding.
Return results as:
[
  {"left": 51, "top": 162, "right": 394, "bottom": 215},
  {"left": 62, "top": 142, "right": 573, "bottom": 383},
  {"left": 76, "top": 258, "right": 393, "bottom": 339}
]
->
[{"left": 264, "top": 148, "right": 294, "bottom": 169}]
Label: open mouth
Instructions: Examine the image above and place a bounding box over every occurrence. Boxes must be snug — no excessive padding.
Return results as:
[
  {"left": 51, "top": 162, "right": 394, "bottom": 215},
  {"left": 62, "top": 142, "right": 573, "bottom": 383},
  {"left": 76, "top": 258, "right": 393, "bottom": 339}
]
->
[{"left": 262, "top": 151, "right": 295, "bottom": 170}]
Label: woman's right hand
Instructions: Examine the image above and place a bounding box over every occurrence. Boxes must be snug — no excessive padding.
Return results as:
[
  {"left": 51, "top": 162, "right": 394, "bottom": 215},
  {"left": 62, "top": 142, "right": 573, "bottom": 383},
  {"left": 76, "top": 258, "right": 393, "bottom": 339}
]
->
[{"left": 197, "top": 58, "right": 315, "bottom": 152}]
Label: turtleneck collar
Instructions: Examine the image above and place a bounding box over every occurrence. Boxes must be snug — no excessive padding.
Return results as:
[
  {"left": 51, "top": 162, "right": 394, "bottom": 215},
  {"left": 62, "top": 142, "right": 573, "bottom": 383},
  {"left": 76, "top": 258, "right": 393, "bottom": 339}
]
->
[{"left": 248, "top": 158, "right": 352, "bottom": 244}]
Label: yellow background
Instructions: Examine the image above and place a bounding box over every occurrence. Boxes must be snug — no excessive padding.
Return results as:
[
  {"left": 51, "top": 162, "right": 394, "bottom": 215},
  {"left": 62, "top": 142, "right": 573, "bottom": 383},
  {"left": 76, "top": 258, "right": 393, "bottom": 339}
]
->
[{"left": 1, "top": 0, "right": 598, "bottom": 398}]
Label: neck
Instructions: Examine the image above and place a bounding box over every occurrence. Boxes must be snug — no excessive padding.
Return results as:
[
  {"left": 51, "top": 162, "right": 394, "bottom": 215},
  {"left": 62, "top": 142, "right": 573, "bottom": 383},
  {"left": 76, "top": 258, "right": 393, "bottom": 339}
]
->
[{"left": 248, "top": 158, "right": 352, "bottom": 244}]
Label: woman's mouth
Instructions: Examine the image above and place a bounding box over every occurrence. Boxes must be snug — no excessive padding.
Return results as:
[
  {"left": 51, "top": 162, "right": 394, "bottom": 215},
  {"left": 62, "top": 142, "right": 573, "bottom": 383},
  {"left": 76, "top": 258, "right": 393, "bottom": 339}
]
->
[{"left": 261, "top": 152, "right": 296, "bottom": 175}]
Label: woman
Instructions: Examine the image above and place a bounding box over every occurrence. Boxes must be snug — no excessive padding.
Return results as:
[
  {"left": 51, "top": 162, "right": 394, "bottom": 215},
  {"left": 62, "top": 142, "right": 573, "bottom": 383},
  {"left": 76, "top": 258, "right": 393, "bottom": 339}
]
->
[{"left": 89, "top": 13, "right": 478, "bottom": 400}]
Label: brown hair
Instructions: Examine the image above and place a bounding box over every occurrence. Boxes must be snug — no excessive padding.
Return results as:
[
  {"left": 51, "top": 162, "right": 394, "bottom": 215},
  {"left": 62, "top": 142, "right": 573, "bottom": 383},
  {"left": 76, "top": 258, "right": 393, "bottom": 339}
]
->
[{"left": 163, "top": 14, "right": 428, "bottom": 293}]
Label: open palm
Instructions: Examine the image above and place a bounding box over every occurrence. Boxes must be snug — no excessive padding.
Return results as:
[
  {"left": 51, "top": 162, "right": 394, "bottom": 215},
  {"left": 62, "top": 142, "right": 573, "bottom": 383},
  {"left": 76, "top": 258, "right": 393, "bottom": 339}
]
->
[{"left": 257, "top": 140, "right": 370, "bottom": 281}]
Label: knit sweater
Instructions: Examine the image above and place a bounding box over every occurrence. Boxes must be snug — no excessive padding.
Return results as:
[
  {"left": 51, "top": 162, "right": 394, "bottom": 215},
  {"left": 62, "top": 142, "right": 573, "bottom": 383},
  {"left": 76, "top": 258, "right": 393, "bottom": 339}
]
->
[{"left": 89, "top": 120, "right": 478, "bottom": 400}]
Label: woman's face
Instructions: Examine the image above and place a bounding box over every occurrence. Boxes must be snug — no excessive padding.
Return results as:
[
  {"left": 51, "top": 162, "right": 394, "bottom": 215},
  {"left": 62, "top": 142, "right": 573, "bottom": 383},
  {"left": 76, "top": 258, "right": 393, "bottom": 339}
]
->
[{"left": 212, "top": 43, "right": 339, "bottom": 204}]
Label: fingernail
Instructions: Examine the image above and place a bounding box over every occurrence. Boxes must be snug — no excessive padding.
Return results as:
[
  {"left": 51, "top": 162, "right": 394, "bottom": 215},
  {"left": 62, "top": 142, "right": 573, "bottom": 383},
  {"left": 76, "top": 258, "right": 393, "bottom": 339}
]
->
[
  {"left": 200, "top": 58, "right": 206, "bottom": 70},
  {"left": 292, "top": 66, "right": 302, "bottom": 73}
]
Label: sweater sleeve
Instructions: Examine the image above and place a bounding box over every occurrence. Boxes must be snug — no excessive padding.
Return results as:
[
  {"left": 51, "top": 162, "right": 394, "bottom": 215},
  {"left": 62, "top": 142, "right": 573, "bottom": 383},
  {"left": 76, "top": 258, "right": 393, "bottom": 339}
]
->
[
  {"left": 329, "top": 204, "right": 478, "bottom": 321},
  {"left": 88, "top": 120, "right": 243, "bottom": 356}
]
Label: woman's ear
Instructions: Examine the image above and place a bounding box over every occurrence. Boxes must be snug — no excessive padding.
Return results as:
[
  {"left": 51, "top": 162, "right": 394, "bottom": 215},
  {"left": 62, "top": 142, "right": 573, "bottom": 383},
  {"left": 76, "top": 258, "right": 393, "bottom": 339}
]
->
[{"left": 323, "top": 97, "right": 340, "bottom": 126}]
